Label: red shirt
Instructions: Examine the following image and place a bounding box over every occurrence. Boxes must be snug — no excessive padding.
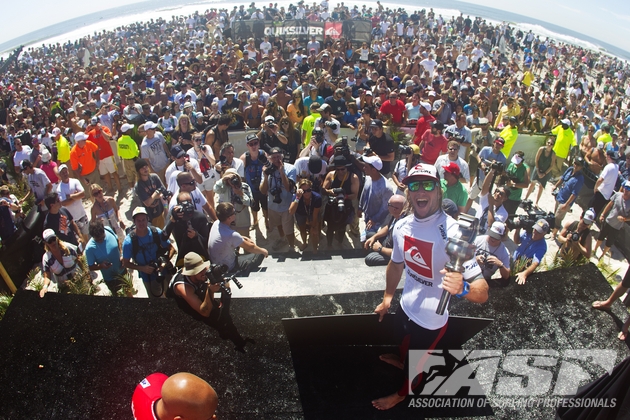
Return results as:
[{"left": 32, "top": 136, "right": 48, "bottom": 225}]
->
[
  {"left": 419, "top": 131, "right": 448, "bottom": 165},
  {"left": 413, "top": 114, "right": 436, "bottom": 145},
  {"left": 87, "top": 126, "right": 114, "bottom": 159},
  {"left": 379, "top": 100, "right": 406, "bottom": 124},
  {"left": 131, "top": 372, "right": 168, "bottom": 420}
]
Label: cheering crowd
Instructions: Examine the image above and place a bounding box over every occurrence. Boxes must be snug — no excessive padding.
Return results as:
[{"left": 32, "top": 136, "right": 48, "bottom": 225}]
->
[{"left": 0, "top": 3, "right": 627, "bottom": 301}]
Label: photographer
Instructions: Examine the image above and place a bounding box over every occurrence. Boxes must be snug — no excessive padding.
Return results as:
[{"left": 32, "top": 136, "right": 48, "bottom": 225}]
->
[
  {"left": 300, "top": 127, "right": 335, "bottom": 160},
  {"left": 556, "top": 208, "right": 595, "bottom": 260},
  {"left": 512, "top": 219, "right": 549, "bottom": 285},
  {"left": 322, "top": 155, "right": 360, "bottom": 248},
  {"left": 550, "top": 156, "right": 586, "bottom": 239},
  {"left": 213, "top": 142, "right": 244, "bottom": 179},
  {"left": 240, "top": 134, "right": 268, "bottom": 229},
  {"left": 503, "top": 151, "right": 530, "bottom": 216},
  {"left": 168, "top": 172, "right": 216, "bottom": 220},
  {"left": 293, "top": 155, "right": 328, "bottom": 194},
  {"left": 188, "top": 135, "right": 218, "bottom": 213},
  {"left": 259, "top": 147, "right": 297, "bottom": 251},
  {"left": 208, "top": 203, "right": 268, "bottom": 272},
  {"left": 366, "top": 119, "right": 395, "bottom": 175},
  {"left": 258, "top": 116, "right": 289, "bottom": 156},
  {"left": 593, "top": 181, "right": 630, "bottom": 260},
  {"left": 123, "top": 207, "right": 176, "bottom": 298},
  {"left": 214, "top": 169, "right": 252, "bottom": 236},
  {"left": 476, "top": 166, "right": 510, "bottom": 234},
  {"left": 465, "top": 137, "right": 506, "bottom": 213},
  {"left": 445, "top": 113, "right": 472, "bottom": 160},
  {"left": 164, "top": 145, "right": 202, "bottom": 190},
  {"left": 85, "top": 219, "right": 126, "bottom": 296},
  {"left": 289, "top": 178, "right": 322, "bottom": 252},
  {"left": 313, "top": 104, "right": 340, "bottom": 146},
  {"left": 134, "top": 158, "right": 167, "bottom": 229},
  {"left": 163, "top": 192, "right": 211, "bottom": 266},
  {"left": 474, "top": 222, "right": 510, "bottom": 286}
]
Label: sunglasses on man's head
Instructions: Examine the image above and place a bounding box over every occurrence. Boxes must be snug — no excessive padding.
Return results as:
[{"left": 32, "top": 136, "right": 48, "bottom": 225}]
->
[{"left": 407, "top": 180, "right": 437, "bottom": 192}]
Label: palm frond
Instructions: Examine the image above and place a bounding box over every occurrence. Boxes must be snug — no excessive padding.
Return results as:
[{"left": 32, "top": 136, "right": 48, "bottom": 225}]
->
[
  {"left": 115, "top": 272, "right": 137, "bottom": 297},
  {"left": 0, "top": 294, "right": 13, "bottom": 320}
]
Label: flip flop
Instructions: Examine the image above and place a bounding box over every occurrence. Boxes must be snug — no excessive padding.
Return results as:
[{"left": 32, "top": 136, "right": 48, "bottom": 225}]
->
[{"left": 592, "top": 301, "right": 611, "bottom": 310}]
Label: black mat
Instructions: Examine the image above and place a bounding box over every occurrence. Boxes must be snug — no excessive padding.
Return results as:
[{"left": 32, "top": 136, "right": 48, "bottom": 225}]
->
[{"left": 0, "top": 263, "right": 627, "bottom": 419}]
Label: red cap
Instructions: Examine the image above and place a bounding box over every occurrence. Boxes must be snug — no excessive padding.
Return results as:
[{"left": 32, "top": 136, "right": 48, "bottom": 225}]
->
[{"left": 442, "top": 162, "right": 461, "bottom": 177}]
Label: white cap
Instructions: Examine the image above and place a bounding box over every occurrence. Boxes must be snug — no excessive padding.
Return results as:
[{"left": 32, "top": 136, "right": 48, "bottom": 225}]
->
[
  {"left": 144, "top": 121, "right": 158, "bottom": 130},
  {"left": 362, "top": 155, "right": 383, "bottom": 171},
  {"left": 264, "top": 115, "right": 275, "bottom": 122},
  {"left": 488, "top": 222, "right": 506, "bottom": 240},
  {"left": 403, "top": 163, "right": 440, "bottom": 183},
  {"left": 120, "top": 123, "right": 134, "bottom": 133},
  {"left": 420, "top": 102, "right": 432, "bottom": 112},
  {"left": 52, "top": 127, "right": 61, "bottom": 136},
  {"left": 41, "top": 149, "right": 52, "bottom": 162},
  {"left": 42, "top": 229, "right": 57, "bottom": 242},
  {"left": 74, "top": 132, "right": 88, "bottom": 141},
  {"left": 561, "top": 118, "right": 571, "bottom": 126},
  {"left": 583, "top": 208, "right": 596, "bottom": 225},
  {"left": 132, "top": 207, "right": 148, "bottom": 218}
]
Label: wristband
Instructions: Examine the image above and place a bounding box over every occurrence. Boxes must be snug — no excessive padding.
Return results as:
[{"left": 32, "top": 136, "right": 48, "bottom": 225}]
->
[
  {"left": 377, "top": 245, "right": 383, "bottom": 253},
  {"left": 455, "top": 281, "right": 470, "bottom": 298}
]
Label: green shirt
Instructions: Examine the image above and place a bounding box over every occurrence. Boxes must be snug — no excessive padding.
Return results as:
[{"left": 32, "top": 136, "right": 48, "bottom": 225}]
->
[
  {"left": 440, "top": 179, "right": 468, "bottom": 208},
  {"left": 301, "top": 112, "right": 321, "bottom": 146},
  {"left": 506, "top": 162, "right": 529, "bottom": 201}
]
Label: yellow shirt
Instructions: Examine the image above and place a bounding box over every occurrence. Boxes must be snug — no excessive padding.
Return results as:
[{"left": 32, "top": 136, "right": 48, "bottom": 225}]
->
[
  {"left": 494, "top": 104, "right": 521, "bottom": 128},
  {"left": 56, "top": 135, "right": 71, "bottom": 163},
  {"left": 301, "top": 113, "right": 320, "bottom": 146},
  {"left": 551, "top": 125, "right": 576, "bottom": 159},
  {"left": 596, "top": 132, "right": 612, "bottom": 144},
  {"left": 499, "top": 126, "right": 519, "bottom": 157},
  {"left": 117, "top": 134, "right": 140, "bottom": 160},
  {"left": 522, "top": 71, "right": 534, "bottom": 87}
]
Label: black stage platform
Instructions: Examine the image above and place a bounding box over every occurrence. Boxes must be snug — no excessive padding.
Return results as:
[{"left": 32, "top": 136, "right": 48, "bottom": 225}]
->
[{"left": 0, "top": 263, "right": 627, "bottom": 419}]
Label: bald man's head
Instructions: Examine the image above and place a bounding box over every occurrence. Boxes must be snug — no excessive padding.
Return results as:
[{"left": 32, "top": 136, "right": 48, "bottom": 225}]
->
[
  {"left": 156, "top": 373, "right": 218, "bottom": 420},
  {"left": 388, "top": 194, "right": 406, "bottom": 217}
]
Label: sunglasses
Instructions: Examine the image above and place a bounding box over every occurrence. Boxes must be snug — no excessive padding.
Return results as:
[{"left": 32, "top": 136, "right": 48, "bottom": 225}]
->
[
  {"left": 92, "top": 190, "right": 103, "bottom": 197},
  {"left": 46, "top": 238, "right": 57, "bottom": 244},
  {"left": 448, "top": 148, "right": 458, "bottom": 151},
  {"left": 387, "top": 203, "right": 400, "bottom": 210},
  {"left": 407, "top": 180, "right": 437, "bottom": 192},
  {"left": 183, "top": 180, "right": 196, "bottom": 186},
  {"left": 302, "top": 188, "right": 312, "bottom": 193},
  {"left": 281, "top": 122, "right": 289, "bottom": 125},
  {"left": 248, "top": 141, "right": 259, "bottom": 146}
]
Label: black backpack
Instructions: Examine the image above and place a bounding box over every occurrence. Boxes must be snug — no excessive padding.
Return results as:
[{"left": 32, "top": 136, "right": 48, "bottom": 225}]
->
[{"left": 127, "top": 226, "right": 167, "bottom": 261}]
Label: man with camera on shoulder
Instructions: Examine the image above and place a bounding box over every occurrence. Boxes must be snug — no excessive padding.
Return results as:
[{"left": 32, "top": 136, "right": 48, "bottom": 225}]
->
[
  {"left": 259, "top": 147, "right": 297, "bottom": 251},
  {"left": 556, "top": 208, "right": 595, "bottom": 260},
  {"left": 313, "top": 104, "right": 340, "bottom": 146},
  {"left": 123, "top": 207, "right": 176, "bottom": 298},
  {"left": 474, "top": 221, "right": 511, "bottom": 287},
  {"left": 164, "top": 191, "right": 211, "bottom": 267}
]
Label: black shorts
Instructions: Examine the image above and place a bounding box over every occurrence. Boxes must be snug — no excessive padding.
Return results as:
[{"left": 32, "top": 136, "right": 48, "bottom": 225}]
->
[
  {"left": 597, "top": 221, "right": 621, "bottom": 247},
  {"left": 251, "top": 189, "right": 268, "bottom": 212},
  {"left": 621, "top": 266, "right": 630, "bottom": 288}
]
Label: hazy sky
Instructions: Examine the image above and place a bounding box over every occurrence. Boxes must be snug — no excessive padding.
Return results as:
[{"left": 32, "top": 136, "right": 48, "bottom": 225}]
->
[{"left": 2, "top": 0, "right": 630, "bottom": 54}]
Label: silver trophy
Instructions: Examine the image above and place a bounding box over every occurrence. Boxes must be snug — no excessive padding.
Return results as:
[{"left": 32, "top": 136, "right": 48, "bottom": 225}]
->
[{"left": 436, "top": 214, "right": 479, "bottom": 315}]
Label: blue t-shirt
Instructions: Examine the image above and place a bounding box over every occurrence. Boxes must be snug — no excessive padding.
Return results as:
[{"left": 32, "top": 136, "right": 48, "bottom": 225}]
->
[
  {"left": 122, "top": 227, "right": 171, "bottom": 282},
  {"left": 343, "top": 111, "right": 360, "bottom": 127},
  {"left": 514, "top": 231, "right": 547, "bottom": 264},
  {"left": 556, "top": 167, "right": 584, "bottom": 206},
  {"left": 85, "top": 227, "right": 123, "bottom": 282}
]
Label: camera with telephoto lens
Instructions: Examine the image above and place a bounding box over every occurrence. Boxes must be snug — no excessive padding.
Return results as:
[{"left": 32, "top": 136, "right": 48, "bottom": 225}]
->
[
  {"left": 157, "top": 186, "right": 173, "bottom": 200},
  {"left": 569, "top": 231, "right": 580, "bottom": 242},
  {"left": 331, "top": 187, "right": 345, "bottom": 212},
  {"left": 313, "top": 127, "right": 325, "bottom": 144},
  {"left": 149, "top": 256, "right": 175, "bottom": 281},
  {"left": 363, "top": 147, "right": 373, "bottom": 156},
  {"left": 325, "top": 120, "right": 339, "bottom": 130},
  {"left": 263, "top": 161, "right": 277, "bottom": 176},
  {"left": 505, "top": 199, "right": 556, "bottom": 234},
  {"left": 269, "top": 187, "right": 283, "bottom": 204},
  {"left": 446, "top": 131, "right": 465, "bottom": 143},
  {"left": 486, "top": 161, "right": 504, "bottom": 174},
  {"left": 266, "top": 120, "right": 276, "bottom": 127},
  {"left": 173, "top": 199, "right": 195, "bottom": 219},
  {"left": 230, "top": 176, "right": 242, "bottom": 189},
  {"left": 204, "top": 263, "right": 243, "bottom": 296},
  {"left": 399, "top": 145, "right": 413, "bottom": 155}
]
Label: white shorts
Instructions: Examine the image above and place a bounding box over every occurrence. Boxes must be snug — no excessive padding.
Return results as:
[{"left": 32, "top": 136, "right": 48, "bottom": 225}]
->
[
  {"left": 468, "top": 180, "right": 482, "bottom": 200},
  {"left": 199, "top": 170, "right": 219, "bottom": 192},
  {"left": 98, "top": 156, "right": 117, "bottom": 175}
]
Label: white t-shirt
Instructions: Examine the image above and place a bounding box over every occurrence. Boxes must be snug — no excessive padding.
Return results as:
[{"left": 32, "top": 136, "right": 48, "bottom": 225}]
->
[
  {"left": 434, "top": 155, "right": 470, "bottom": 182},
  {"left": 56, "top": 179, "right": 87, "bottom": 220},
  {"left": 420, "top": 59, "right": 437, "bottom": 77},
  {"left": 13, "top": 146, "right": 33, "bottom": 168},
  {"left": 476, "top": 193, "right": 508, "bottom": 233},
  {"left": 165, "top": 158, "right": 202, "bottom": 189},
  {"left": 168, "top": 187, "right": 208, "bottom": 213},
  {"left": 391, "top": 211, "right": 482, "bottom": 330},
  {"left": 293, "top": 157, "right": 327, "bottom": 179},
  {"left": 597, "top": 162, "right": 619, "bottom": 200}
]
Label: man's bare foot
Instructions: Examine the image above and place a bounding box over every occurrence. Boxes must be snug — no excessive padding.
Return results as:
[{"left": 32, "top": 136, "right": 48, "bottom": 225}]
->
[
  {"left": 379, "top": 354, "right": 404, "bottom": 369},
  {"left": 592, "top": 301, "right": 611, "bottom": 310},
  {"left": 618, "top": 331, "right": 628, "bottom": 341},
  {"left": 372, "top": 393, "right": 405, "bottom": 410}
]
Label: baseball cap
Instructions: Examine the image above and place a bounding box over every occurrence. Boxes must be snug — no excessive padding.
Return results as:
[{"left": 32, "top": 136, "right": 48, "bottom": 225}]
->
[
  {"left": 269, "top": 147, "right": 283, "bottom": 155},
  {"left": 280, "top": 75, "right": 289, "bottom": 82},
  {"left": 561, "top": 118, "right": 571, "bottom": 126},
  {"left": 430, "top": 120, "right": 445, "bottom": 131},
  {"left": 441, "top": 199, "right": 458, "bottom": 218},
  {"left": 479, "top": 118, "right": 489, "bottom": 125},
  {"left": 132, "top": 207, "right": 149, "bottom": 218},
  {"left": 406, "top": 80, "right": 414, "bottom": 87},
  {"left": 246, "top": 133, "right": 259, "bottom": 143},
  {"left": 316, "top": 103, "right": 331, "bottom": 112},
  {"left": 365, "top": 91, "right": 373, "bottom": 96},
  {"left": 574, "top": 156, "right": 586, "bottom": 167},
  {"left": 533, "top": 219, "right": 550, "bottom": 234},
  {"left": 52, "top": 127, "right": 61, "bottom": 136},
  {"left": 410, "top": 144, "right": 420, "bottom": 155},
  {"left": 362, "top": 155, "right": 382, "bottom": 170},
  {"left": 333, "top": 155, "right": 351, "bottom": 167},
  {"left": 370, "top": 119, "right": 383, "bottom": 128},
  {"left": 264, "top": 115, "right": 275, "bottom": 123},
  {"left": 308, "top": 155, "right": 323, "bottom": 173},
  {"left": 42, "top": 229, "right": 57, "bottom": 242},
  {"left": 0, "top": 185, "right": 9, "bottom": 193},
  {"left": 583, "top": 208, "right": 596, "bottom": 225},
  {"left": 403, "top": 163, "right": 440, "bottom": 184},
  {"left": 182, "top": 252, "right": 211, "bottom": 276},
  {"left": 90, "top": 116, "right": 98, "bottom": 124},
  {"left": 623, "top": 180, "right": 630, "bottom": 190},
  {"left": 120, "top": 123, "right": 134, "bottom": 133},
  {"left": 144, "top": 121, "right": 157, "bottom": 130},
  {"left": 225, "top": 91, "right": 236, "bottom": 96},
  {"left": 75, "top": 132, "right": 88, "bottom": 141},
  {"left": 170, "top": 145, "right": 186, "bottom": 158},
  {"left": 20, "top": 160, "right": 32, "bottom": 170},
  {"left": 442, "top": 162, "right": 461, "bottom": 177},
  {"left": 420, "top": 102, "right": 432, "bottom": 112},
  {"left": 488, "top": 222, "right": 506, "bottom": 240},
  {"left": 58, "top": 164, "right": 68, "bottom": 172}
]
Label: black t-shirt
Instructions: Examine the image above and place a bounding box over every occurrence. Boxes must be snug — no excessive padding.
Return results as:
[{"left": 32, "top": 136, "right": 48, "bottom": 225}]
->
[
  {"left": 164, "top": 211, "right": 210, "bottom": 260},
  {"left": 134, "top": 174, "right": 165, "bottom": 220},
  {"left": 44, "top": 207, "right": 78, "bottom": 246},
  {"left": 368, "top": 133, "right": 395, "bottom": 174},
  {"left": 324, "top": 96, "right": 347, "bottom": 117}
]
